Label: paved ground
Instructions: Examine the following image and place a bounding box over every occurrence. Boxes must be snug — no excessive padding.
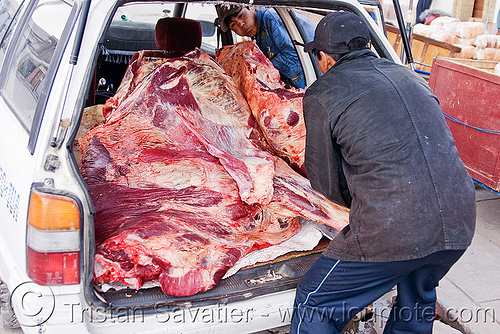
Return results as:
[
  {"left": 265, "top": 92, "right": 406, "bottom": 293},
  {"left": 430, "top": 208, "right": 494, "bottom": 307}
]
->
[
  {"left": 0, "top": 327, "right": 19, "bottom": 334},
  {"left": 256, "top": 185, "right": 500, "bottom": 334},
  {"left": 2, "top": 186, "right": 499, "bottom": 334},
  {"left": 435, "top": 186, "right": 500, "bottom": 334}
]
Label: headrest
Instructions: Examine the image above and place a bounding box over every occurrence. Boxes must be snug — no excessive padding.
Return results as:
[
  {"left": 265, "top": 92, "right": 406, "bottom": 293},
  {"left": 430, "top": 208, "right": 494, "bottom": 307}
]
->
[{"left": 155, "top": 17, "right": 202, "bottom": 57}]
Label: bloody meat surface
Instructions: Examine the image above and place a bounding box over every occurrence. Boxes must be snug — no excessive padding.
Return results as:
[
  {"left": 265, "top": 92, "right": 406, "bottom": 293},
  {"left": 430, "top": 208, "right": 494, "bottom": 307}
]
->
[
  {"left": 80, "top": 49, "right": 348, "bottom": 296},
  {"left": 102, "top": 51, "right": 169, "bottom": 119},
  {"left": 217, "top": 41, "right": 307, "bottom": 176}
]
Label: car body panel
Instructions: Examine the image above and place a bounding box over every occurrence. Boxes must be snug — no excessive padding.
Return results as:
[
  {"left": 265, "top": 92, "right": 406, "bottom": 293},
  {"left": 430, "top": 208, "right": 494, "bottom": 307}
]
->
[{"left": 0, "top": 1, "right": 400, "bottom": 332}]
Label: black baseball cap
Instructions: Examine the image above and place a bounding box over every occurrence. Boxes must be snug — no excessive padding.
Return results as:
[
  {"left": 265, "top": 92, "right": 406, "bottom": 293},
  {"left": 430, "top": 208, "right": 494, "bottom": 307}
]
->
[
  {"left": 216, "top": 4, "right": 243, "bottom": 32},
  {"left": 304, "top": 11, "right": 371, "bottom": 54}
]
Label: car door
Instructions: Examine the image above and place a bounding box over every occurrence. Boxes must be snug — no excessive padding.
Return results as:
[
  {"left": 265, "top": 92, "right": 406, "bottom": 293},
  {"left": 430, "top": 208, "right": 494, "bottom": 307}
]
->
[{"left": 0, "top": 0, "right": 77, "bottom": 293}]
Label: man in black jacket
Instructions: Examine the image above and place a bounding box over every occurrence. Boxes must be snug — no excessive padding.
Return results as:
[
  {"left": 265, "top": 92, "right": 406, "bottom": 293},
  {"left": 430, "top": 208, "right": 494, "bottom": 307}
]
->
[{"left": 289, "top": 11, "right": 476, "bottom": 334}]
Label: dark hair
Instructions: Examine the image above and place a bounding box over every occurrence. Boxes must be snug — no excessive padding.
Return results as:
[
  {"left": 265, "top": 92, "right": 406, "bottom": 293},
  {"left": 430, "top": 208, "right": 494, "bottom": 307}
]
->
[
  {"left": 348, "top": 37, "right": 370, "bottom": 51},
  {"left": 224, "top": 6, "right": 249, "bottom": 29},
  {"left": 315, "top": 37, "right": 370, "bottom": 61},
  {"left": 313, "top": 48, "right": 322, "bottom": 60},
  {"left": 224, "top": 14, "right": 236, "bottom": 28}
]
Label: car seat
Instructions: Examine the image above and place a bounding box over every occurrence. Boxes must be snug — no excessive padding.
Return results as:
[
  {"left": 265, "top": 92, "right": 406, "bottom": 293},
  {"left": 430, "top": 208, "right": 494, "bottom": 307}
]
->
[
  {"left": 129, "top": 17, "right": 202, "bottom": 65},
  {"left": 93, "top": 17, "right": 202, "bottom": 106},
  {"left": 99, "top": 17, "right": 204, "bottom": 116},
  {"left": 155, "top": 17, "right": 202, "bottom": 57}
]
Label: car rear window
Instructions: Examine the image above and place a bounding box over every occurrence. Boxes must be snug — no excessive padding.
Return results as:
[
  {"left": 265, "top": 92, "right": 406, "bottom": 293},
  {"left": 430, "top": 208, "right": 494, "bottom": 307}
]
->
[
  {"left": 184, "top": 3, "right": 218, "bottom": 52},
  {"left": 0, "top": 0, "right": 74, "bottom": 132}
]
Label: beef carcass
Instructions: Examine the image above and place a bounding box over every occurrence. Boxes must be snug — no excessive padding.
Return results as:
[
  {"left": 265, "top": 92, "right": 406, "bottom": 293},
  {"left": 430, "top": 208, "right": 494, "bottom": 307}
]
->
[
  {"left": 216, "top": 41, "right": 307, "bottom": 175},
  {"left": 101, "top": 49, "right": 276, "bottom": 205},
  {"left": 103, "top": 51, "right": 169, "bottom": 118},
  {"left": 81, "top": 49, "right": 349, "bottom": 296}
]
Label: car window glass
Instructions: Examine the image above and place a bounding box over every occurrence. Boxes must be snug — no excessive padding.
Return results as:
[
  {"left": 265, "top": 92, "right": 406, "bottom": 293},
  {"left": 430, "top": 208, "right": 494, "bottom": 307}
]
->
[
  {"left": 184, "top": 4, "right": 217, "bottom": 53},
  {"left": 102, "top": 3, "right": 175, "bottom": 62},
  {"left": 0, "top": 0, "right": 24, "bottom": 64},
  {"left": 294, "top": 8, "right": 381, "bottom": 57},
  {"left": 111, "top": 1, "right": 176, "bottom": 46},
  {"left": 115, "top": 2, "right": 175, "bottom": 24},
  {"left": 95, "top": 3, "right": 174, "bottom": 104},
  {"left": 364, "top": 5, "right": 382, "bottom": 25},
  {"left": 0, "top": 0, "right": 74, "bottom": 131}
]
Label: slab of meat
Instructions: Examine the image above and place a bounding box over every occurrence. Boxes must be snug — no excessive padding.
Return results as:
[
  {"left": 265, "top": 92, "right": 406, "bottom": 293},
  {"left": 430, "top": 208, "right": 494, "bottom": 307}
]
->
[
  {"left": 81, "top": 49, "right": 348, "bottom": 296},
  {"left": 102, "top": 49, "right": 276, "bottom": 205},
  {"left": 216, "top": 41, "right": 307, "bottom": 175},
  {"left": 103, "top": 50, "right": 169, "bottom": 118}
]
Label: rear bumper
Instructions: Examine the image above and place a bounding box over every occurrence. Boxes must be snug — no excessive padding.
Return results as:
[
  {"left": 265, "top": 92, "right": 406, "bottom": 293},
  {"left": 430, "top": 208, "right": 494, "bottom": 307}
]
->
[{"left": 84, "top": 289, "right": 297, "bottom": 334}]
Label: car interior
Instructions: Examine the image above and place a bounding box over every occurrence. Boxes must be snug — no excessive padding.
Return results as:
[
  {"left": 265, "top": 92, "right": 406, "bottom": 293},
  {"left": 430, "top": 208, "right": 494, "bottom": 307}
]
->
[
  {"left": 88, "top": 2, "right": 224, "bottom": 107},
  {"left": 80, "top": 0, "right": 387, "bottom": 311}
]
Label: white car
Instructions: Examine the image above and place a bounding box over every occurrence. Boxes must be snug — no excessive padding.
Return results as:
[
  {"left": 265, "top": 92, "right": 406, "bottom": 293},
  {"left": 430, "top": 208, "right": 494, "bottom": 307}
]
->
[{"left": 0, "top": 0, "right": 400, "bottom": 333}]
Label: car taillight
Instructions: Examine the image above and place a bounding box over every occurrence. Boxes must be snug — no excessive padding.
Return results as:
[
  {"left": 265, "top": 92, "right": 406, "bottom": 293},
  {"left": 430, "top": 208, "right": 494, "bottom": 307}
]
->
[{"left": 27, "top": 188, "right": 81, "bottom": 285}]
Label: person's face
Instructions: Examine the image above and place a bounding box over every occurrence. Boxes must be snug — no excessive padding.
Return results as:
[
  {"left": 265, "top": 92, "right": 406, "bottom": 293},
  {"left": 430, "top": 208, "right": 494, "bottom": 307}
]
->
[{"left": 228, "top": 8, "right": 258, "bottom": 37}]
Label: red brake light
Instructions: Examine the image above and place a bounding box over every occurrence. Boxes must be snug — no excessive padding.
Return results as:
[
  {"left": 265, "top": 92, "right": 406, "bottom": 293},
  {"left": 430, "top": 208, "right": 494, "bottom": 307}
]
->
[
  {"left": 27, "top": 188, "right": 81, "bottom": 286},
  {"left": 27, "top": 248, "right": 80, "bottom": 285}
]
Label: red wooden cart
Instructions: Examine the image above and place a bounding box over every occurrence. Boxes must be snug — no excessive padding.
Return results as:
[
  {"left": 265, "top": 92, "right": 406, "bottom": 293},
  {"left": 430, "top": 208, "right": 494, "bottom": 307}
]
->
[{"left": 429, "top": 57, "right": 500, "bottom": 193}]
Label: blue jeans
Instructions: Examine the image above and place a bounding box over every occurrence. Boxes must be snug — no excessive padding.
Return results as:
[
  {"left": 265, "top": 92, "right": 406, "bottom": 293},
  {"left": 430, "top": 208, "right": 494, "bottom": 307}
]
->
[{"left": 290, "top": 250, "right": 465, "bottom": 334}]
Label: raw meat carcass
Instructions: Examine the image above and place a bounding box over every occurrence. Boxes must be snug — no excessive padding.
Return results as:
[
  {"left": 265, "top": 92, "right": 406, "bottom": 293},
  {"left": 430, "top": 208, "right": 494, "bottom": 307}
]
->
[
  {"left": 216, "top": 41, "right": 307, "bottom": 175},
  {"left": 102, "top": 50, "right": 169, "bottom": 119},
  {"left": 81, "top": 49, "right": 349, "bottom": 296},
  {"left": 102, "top": 49, "right": 276, "bottom": 206}
]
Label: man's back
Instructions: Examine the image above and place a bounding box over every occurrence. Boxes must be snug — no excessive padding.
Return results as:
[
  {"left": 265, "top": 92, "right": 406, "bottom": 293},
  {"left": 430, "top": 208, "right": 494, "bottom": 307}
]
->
[
  {"left": 294, "top": 12, "right": 475, "bottom": 332},
  {"left": 303, "top": 50, "right": 476, "bottom": 262}
]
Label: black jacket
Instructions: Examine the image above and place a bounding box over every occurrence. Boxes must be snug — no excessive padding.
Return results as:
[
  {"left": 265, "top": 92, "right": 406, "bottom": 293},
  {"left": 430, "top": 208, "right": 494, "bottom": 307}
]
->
[{"left": 304, "top": 49, "right": 476, "bottom": 262}]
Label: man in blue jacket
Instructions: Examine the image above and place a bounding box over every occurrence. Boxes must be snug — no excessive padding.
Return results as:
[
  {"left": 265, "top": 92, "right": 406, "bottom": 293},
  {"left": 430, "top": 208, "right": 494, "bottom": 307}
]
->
[
  {"left": 290, "top": 10, "right": 476, "bottom": 334},
  {"left": 216, "top": 4, "right": 315, "bottom": 88}
]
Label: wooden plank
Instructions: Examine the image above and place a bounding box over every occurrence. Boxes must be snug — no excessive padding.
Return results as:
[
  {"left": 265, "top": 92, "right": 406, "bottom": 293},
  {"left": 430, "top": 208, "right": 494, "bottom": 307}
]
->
[
  {"left": 385, "top": 24, "right": 402, "bottom": 56},
  {"left": 385, "top": 24, "right": 463, "bottom": 71},
  {"left": 411, "top": 34, "right": 462, "bottom": 55},
  {"left": 453, "top": 0, "right": 474, "bottom": 21},
  {"left": 423, "top": 44, "right": 456, "bottom": 67},
  {"left": 473, "top": 0, "right": 485, "bottom": 18},
  {"left": 410, "top": 38, "right": 426, "bottom": 60},
  {"left": 445, "top": 58, "right": 499, "bottom": 73}
]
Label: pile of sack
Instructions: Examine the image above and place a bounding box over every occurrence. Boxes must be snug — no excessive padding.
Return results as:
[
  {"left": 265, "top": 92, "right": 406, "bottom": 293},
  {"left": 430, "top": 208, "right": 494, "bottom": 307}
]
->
[{"left": 413, "top": 16, "right": 500, "bottom": 61}]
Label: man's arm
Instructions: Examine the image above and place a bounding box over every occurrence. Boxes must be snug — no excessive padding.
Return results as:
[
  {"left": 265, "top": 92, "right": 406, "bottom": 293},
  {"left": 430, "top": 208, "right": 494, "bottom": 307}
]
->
[
  {"left": 303, "top": 95, "right": 351, "bottom": 207},
  {"left": 260, "top": 10, "right": 304, "bottom": 87}
]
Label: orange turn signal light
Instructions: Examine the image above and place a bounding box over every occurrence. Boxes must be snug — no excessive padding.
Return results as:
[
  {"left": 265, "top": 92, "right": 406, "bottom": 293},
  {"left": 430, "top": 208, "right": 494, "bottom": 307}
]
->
[{"left": 28, "top": 189, "right": 80, "bottom": 230}]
